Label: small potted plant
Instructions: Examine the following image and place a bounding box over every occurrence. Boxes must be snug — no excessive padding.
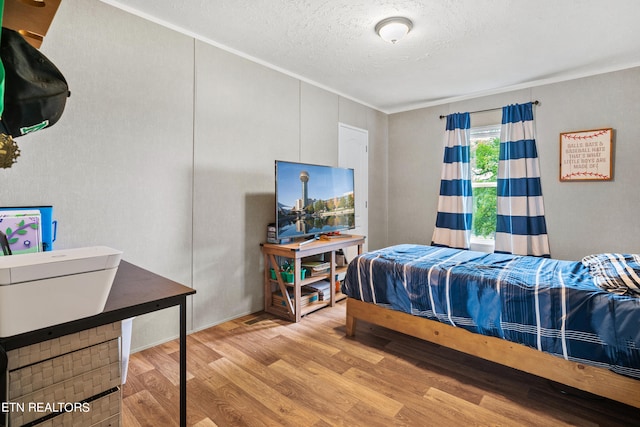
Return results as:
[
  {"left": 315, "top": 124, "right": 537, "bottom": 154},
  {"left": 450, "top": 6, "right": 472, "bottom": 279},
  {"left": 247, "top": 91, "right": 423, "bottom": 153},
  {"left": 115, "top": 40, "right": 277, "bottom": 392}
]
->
[{"left": 270, "top": 261, "right": 305, "bottom": 283}]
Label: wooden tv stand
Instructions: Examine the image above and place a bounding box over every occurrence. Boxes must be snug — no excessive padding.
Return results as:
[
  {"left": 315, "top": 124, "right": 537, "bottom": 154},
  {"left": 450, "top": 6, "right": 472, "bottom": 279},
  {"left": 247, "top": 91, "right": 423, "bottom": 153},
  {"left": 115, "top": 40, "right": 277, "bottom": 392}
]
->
[{"left": 261, "top": 235, "right": 365, "bottom": 322}]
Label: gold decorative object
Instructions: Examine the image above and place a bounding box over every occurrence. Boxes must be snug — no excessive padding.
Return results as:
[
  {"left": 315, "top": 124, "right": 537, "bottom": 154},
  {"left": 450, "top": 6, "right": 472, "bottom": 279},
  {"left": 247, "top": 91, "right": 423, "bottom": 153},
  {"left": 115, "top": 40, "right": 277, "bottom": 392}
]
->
[{"left": 0, "top": 133, "right": 21, "bottom": 168}]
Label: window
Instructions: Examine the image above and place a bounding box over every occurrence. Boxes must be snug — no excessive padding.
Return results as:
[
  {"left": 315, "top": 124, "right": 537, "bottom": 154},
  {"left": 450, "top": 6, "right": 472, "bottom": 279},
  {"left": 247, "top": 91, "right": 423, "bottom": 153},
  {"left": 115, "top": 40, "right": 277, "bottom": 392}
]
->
[{"left": 469, "top": 124, "right": 500, "bottom": 248}]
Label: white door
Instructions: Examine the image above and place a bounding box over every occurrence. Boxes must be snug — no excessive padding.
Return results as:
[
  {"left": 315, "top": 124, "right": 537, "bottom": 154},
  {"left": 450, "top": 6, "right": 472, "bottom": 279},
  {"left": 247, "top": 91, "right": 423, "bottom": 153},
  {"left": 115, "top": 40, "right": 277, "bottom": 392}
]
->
[{"left": 338, "top": 123, "right": 368, "bottom": 256}]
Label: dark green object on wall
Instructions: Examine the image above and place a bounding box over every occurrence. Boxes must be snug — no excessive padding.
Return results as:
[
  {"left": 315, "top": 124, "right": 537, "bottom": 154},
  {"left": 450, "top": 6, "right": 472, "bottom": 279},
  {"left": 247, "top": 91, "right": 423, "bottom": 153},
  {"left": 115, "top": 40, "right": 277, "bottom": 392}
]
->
[{"left": 0, "top": 26, "right": 69, "bottom": 138}]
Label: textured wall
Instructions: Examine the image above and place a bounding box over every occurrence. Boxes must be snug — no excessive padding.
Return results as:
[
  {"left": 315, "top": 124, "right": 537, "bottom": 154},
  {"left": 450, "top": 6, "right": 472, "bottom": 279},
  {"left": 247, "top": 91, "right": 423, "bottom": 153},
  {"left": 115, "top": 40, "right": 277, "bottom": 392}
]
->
[
  {"left": 0, "top": 0, "right": 195, "bottom": 349},
  {"left": 191, "top": 43, "right": 300, "bottom": 328},
  {"left": 0, "top": 0, "right": 388, "bottom": 349},
  {"left": 388, "top": 69, "right": 640, "bottom": 260}
]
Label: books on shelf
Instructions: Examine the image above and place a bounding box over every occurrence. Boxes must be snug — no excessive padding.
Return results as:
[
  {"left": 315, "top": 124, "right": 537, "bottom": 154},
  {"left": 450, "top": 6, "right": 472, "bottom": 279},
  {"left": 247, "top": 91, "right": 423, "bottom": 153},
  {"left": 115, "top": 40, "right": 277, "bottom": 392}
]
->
[
  {"left": 272, "top": 288, "right": 319, "bottom": 308},
  {"left": 303, "top": 280, "right": 331, "bottom": 301},
  {"left": 302, "top": 261, "right": 330, "bottom": 276}
]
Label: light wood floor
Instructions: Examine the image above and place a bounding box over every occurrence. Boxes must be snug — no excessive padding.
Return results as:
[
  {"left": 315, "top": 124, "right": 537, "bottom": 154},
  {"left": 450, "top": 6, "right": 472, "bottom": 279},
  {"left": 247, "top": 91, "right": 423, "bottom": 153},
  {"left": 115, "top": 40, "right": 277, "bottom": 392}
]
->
[{"left": 122, "top": 301, "right": 639, "bottom": 426}]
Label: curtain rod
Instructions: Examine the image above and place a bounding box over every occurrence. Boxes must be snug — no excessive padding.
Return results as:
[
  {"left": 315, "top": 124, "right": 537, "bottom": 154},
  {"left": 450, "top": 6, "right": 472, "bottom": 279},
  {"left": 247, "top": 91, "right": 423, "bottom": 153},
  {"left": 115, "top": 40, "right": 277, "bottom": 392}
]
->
[{"left": 439, "top": 100, "right": 539, "bottom": 119}]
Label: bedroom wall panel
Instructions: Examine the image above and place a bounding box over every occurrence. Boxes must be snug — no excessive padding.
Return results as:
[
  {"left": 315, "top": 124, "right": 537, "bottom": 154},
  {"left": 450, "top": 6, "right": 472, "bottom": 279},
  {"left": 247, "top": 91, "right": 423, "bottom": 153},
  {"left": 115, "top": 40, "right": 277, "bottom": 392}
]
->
[
  {"left": 192, "top": 42, "right": 300, "bottom": 331},
  {"left": 339, "top": 97, "right": 369, "bottom": 130},
  {"left": 190, "top": 46, "right": 390, "bottom": 332},
  {"left": 300, "top": 82, "right": 339, "bottom": 166},
  {"left": 533, "top": 68, "right": 640, "bottom": 260},
  {"left": 0, "top": 0, "right": 195, "bottom": 350},
  {"left": 365, "top": 108, "right": 389, "bottom": 250},
  {"left": 0, "top": 0, "right": 388, "bottom": 349},
  {"left": 387, "top": 108, "right": 440, "bottom": 245}
]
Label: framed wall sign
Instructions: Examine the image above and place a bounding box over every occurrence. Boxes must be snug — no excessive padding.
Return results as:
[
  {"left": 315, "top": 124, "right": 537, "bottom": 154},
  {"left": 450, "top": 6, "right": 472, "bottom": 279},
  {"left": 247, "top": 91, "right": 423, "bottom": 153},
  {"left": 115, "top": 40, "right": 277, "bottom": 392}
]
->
[{"left": 559, "top": 128, "right": 613, "bottom": 181}]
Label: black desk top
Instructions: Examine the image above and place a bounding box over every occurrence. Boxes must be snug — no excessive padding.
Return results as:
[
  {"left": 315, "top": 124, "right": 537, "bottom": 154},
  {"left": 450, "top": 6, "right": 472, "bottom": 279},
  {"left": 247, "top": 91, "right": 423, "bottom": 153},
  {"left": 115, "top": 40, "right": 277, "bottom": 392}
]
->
[
  {"left": 0, "top": 260, "right": 195, "bottom": 351},
  {"left": 103, "top": 260, "right": 195, "bottom": 314}
]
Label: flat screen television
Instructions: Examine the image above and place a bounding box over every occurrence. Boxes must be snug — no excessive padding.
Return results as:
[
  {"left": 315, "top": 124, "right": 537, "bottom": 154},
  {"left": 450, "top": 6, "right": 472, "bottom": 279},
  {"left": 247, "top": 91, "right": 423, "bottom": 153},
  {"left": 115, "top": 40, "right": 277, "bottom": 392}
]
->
[{"left": 275, "top": 160, "right": 355, "bottom": 241}]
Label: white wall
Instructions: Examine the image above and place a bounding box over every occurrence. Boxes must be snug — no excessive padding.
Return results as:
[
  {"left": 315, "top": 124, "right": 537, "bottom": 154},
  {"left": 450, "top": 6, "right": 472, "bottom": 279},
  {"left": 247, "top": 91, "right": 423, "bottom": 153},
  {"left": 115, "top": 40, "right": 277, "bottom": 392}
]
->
[
  {"left": 191, "top": 42, "right": 299, "bottom": 329},
  {"left": 1, "top": 0, "right": 195, "bottom": 347},
  {"left": 0, "top": 0, "right": 388, "bottom": 350},
  {"left": 389, "top": 68, "right": 640, "bottom": 260}
]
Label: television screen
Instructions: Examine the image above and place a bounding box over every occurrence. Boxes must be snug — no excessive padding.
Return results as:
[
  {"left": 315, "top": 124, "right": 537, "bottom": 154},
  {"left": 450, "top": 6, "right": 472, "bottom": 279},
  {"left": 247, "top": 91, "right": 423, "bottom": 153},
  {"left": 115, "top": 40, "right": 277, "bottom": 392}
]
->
[{"left": 275, "top": 160, "right": 355, "bottom": 240}]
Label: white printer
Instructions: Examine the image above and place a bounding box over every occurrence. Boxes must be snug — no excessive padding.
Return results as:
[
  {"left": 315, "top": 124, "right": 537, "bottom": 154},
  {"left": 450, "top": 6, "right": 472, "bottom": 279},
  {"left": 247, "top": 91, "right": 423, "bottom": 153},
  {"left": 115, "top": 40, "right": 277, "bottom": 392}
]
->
[{"left": 0, "top": 246, "right": 122, "bottom": 337}]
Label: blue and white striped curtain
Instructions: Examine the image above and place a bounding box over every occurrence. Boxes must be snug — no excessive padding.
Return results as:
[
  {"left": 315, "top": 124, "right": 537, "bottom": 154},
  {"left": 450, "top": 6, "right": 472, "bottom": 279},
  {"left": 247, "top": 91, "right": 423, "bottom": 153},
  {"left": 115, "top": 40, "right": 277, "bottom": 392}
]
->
[
  {"left": 495, "top": 103, "right": 550, "bottom": 257},
  {"left": 432, "top": 112, "right": 472, "bottom": 249}
]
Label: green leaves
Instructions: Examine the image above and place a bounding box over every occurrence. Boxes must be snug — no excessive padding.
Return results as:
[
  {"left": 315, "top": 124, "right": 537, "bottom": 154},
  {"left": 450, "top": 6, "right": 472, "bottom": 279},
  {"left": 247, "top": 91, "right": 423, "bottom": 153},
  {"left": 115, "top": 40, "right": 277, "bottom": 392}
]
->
[
  {"left": 3, "top": 219, "right": 39, "bottom": 245},
  {"left": 472, "top": 137, "right": 500, "bottom": 182},
  {"left": 473, "top": 187, "right": 497, "bottom": 238},
  {"left": 471, "top": 136, "right": 500, "bottom": 239}
]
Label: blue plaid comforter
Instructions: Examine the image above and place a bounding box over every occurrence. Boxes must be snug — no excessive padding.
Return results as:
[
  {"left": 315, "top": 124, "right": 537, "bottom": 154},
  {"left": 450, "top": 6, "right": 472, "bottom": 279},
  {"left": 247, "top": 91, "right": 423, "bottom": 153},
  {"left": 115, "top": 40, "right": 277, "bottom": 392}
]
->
[{"left": 342, "top": 244, "right": 640, "bottom": 379}]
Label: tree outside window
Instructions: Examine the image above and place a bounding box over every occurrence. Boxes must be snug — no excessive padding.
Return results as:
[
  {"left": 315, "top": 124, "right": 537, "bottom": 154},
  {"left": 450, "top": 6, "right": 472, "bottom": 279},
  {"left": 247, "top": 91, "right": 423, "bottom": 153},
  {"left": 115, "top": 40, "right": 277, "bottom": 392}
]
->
[{"left": 470, "top": 125, "right": 500, "bottom": 241}]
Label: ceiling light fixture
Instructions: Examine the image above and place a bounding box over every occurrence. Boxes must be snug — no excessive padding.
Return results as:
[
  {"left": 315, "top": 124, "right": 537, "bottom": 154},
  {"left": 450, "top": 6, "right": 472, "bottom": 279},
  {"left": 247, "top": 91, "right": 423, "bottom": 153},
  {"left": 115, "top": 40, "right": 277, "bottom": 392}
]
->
[{"left": 375, "top": 17, "right": 413, "bottom": 44}]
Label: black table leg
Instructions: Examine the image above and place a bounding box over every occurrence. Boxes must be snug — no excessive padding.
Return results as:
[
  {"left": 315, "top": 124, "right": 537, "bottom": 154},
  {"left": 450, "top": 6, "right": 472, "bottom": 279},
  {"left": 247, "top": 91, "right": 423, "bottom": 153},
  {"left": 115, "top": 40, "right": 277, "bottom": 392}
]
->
[{"left": 179, "top": 298, "right": 187, "bottom": 427}]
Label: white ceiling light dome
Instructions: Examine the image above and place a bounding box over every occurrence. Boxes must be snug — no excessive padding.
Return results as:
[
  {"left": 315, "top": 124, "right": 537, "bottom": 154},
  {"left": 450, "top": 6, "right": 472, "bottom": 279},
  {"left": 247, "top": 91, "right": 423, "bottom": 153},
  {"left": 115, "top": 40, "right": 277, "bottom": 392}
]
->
[{"left": 375, "top": 17, "right": 413, "bottom": 44}]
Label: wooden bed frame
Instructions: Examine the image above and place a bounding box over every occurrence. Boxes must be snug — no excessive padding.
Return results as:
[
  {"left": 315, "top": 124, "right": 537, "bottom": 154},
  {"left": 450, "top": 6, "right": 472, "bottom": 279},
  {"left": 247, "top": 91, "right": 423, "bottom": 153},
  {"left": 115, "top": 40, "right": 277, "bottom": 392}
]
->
[{"left": 345, "top": 297, "right": 640, "bottom": 409}]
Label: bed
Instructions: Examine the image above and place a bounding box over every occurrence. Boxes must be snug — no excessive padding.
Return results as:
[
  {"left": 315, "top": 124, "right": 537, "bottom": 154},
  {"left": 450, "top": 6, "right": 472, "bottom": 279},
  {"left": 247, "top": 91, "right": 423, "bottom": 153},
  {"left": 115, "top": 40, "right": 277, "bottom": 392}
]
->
[{"left": 341, "top": 244, "right": 640, "bottom": 409}]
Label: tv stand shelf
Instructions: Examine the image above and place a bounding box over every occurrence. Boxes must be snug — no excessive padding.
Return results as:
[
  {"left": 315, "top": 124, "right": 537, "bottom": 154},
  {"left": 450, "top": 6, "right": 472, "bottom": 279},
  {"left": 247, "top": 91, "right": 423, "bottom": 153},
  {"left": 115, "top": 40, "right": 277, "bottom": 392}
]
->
[{"left": 261, "top": 235, "right": 365, "bottom": 322}]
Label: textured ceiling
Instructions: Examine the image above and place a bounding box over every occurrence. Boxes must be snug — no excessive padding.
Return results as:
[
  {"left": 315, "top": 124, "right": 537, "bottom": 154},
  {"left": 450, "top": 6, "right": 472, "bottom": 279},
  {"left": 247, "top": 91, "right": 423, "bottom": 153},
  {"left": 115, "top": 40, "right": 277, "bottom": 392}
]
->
[{"left": 101, "top": 0, "right": 640, "bottom": 113}]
